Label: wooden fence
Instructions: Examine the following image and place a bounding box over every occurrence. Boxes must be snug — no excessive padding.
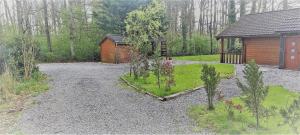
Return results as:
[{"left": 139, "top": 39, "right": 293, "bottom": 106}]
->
[{"left": 220, "top": 53, "right": 244, "bottom": 64}]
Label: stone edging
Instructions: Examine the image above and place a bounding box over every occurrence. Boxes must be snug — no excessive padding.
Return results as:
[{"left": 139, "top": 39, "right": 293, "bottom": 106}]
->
[{"left": 120, "top": 76, "right": 203, "bottom": 101}]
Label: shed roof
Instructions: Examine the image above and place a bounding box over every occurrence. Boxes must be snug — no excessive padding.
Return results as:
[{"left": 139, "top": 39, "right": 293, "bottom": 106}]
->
[
  {"left": 216, "top": 8, "right": 300, "bottom": 39},
  {"left": 100, "top": 34, "right": 127, "bottom": 45}
]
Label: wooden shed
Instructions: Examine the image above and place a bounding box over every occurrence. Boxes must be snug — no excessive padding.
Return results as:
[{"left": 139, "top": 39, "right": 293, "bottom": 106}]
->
[
  {"left": 216, "top": 8, "right": 300, "bottom": 70},
  {"left": 99, "top": 35, "right": 130, "bottom": 63}
]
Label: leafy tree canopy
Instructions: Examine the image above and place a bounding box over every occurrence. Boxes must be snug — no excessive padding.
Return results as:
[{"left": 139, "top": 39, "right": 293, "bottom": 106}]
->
[{"left": 93, "top": 0, "right": 150, "bottom": 36}]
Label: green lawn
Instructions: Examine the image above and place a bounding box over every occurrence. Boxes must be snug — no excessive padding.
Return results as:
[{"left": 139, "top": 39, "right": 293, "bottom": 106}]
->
[
  {"left": 189, "top": 86, "right": 300, "bottom": 134},
  {"left": 122, "top": 64, "right": 234, "bottom": 97},
  {"left": 174, "top": 54, "right": 220, "bottom": 62}
]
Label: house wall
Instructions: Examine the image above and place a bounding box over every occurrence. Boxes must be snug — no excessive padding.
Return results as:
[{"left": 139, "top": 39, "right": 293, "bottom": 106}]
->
[
  {"left": 245, "top": 37, "right": 280, "bottom": 65},
  {"left": 100, "top": 39, "right": 116, "bottom": 63},
  {"left": 116, "top": 45, "right": 130, "bottom": 63}
]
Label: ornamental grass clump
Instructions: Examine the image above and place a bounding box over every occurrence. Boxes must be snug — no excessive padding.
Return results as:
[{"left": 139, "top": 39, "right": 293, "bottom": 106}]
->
[{"left": 201, "top": 64, "right": 220, "bottom": 110}]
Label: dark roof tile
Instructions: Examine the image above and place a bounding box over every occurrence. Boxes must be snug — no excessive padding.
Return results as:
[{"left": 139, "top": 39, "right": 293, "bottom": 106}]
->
[{"left": 217, "top": 8, "right": 300, "bottom": 38}]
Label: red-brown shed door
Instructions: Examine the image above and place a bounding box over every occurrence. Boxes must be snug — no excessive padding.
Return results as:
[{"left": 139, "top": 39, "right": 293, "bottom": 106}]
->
[{"left": 285, "top": 36, "right": 300, "bottom": 70}]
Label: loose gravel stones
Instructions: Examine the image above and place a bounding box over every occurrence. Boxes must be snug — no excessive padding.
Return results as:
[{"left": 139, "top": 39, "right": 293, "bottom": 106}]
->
[{"left": 17, "top": 62, "right": 299, "bottom": 134}]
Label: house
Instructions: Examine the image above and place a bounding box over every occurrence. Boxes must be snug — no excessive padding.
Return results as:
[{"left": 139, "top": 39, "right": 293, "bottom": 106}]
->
[
  {"left": 99, "top": 34, "right": 168, "bottom": 64},
  {"left": 216, "top": 8, "right": 300, "bottom": 70},
  {"left": 99, "top": 35, "right": 130, "bottom": 63}
]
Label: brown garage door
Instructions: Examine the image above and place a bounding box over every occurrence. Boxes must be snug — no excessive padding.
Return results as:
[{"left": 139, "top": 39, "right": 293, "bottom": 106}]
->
[{"left": 245, "top": 37, "right": 280, "bottom": 65}]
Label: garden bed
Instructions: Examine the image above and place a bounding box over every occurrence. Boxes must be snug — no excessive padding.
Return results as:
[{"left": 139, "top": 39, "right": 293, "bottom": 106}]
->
[
  {"left": 188, "top": 86, "right": 300, "bottom": 134},
  {"left": 121, "top": 64, "right": 234, "bottom": 100}
]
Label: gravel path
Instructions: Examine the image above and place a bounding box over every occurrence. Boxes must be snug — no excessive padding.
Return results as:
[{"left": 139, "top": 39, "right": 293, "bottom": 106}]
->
[
  {"left": 235, "top": 65, "right": 300, "bottom": 92},
  {"left": 17, "top": 62, "right": 299, "bottom": 134},
  {"left": 18, "top": 62, "right": 239, "bottom": 134}
]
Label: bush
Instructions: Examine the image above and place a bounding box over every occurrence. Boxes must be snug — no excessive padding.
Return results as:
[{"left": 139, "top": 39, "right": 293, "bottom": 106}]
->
[
  {"left": 201, "top": 64, "right": 221, "bottom": 110},
  {"left": 0, "top": 69, "right": 16, "bottom": 103}
]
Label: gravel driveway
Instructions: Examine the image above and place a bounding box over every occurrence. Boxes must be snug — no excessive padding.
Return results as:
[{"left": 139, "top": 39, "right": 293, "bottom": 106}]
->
[
  {"left": 18, "top": 62, "right": 299, "bottom": 134},
  {"left": 18, "top": 62, "right": 239, "bottom": 134}
]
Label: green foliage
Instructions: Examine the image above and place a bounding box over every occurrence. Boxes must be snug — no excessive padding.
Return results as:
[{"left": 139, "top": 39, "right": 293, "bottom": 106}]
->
[
  {"left": 189, "top": 86, "right": 300, "bottom": 134},
  {"left": 237, "top": 60, "right": 269, "bottom": 128},
  {"left": 174, "top": 54, "right": 219, "bottom": 62},
  {"left": 151, "top": 48, "right": 163, "bottom": 88},
  {"left": 167, "top": 34, "right": 219, "bottom": 56},
  {"left": 0, "top": 69, "right": 16, "bottom": 103},
  {"left": 201, "top": 64, "right": 221, "bottom": 110},
  {"left": 37, "top": 4, "right": 101, "bottom": 62},
  {"left": 93, "top": 0, "right": 149, "bottom": 35},
  {"left": 125, "top": 0, "right": 167, "bottom": 79},
  {"left": 15, "top": 72, "right": 49, "bottom": 96},
  {"left": 280, "top": 97, "right": 300, "bottom": 134},
  {"left": 123, "top": 64, "right": 234, "bottom": 97}
]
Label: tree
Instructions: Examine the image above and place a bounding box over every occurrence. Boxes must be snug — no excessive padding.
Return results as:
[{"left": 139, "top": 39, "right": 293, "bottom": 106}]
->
[
  {"left": 237, "top": 60, "right": 269, "bottom": 129},
  {"left": 251, "top": 0, "right": 257, "bottom": 13},
  {"left": 68, "top": 0, "right": 76, "bottom": 59},
  {"left": 201, "top": 64, "right": 220, "bottom": 110},
  {"left": 93, "top": 0, "right": 149, "bottom": 36},
  {"left": 240, "top": 0, "right": 246, "bottom": 16},
  {"left": 181, "top": 1, "right": 188, "bottom": 54},
  {"left": 43, "top": 0, "right": 52, "bottom": 52},
  {"left": 283, "top": 0, "right": 288, "bottom": 9},
  {"left": 228, "top": 0, "right": 236, "bottom": 50},
  {"left": 152, "top": 47, "right": 163, "bottom": 88},
  {"left": 125, "top": 0, "right": 167, "bottom": 79}
]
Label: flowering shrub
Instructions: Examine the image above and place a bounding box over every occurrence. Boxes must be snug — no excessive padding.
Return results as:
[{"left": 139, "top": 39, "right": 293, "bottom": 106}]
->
[{"left": 162, "top": 58, "right": 175, "bottom": 91}]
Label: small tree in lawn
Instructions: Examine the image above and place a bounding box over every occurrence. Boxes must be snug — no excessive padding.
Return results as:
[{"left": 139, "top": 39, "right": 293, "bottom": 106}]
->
[
  {"left": 162, "top": 58, "right": 175, "bottom": 91},
  {"left": 201, "top": 64, "right": 220, "bottom": 110},
  {"left": 125, "top": 0, "right": 167, "bottom": 80},
  {"left": 152, "top": 47, "right": 163, "bottom": 88},
  {"left": 237, "top": 60, "right": 268, "bottom": 129}
]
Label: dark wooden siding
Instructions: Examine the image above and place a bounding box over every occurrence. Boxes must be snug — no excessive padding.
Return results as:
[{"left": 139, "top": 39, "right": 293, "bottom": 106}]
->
[{"left": 245, "top": 37, "right": 280, "bottom": 65}]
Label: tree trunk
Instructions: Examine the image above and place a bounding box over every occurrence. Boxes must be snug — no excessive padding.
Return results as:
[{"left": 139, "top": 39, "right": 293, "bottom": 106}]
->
[
  {"left": 16, "top": 0, "right": 23, "bottom": 34},
  {"left": 3, "top": 0, "right": 14, "bottom": 25},
  {"left": 43, "top": 0, "right": 52, "bottom": 52},
  {"left": 69, "top": 0, "right": 75, "bottom": 59},
  {"left": 283, "top": 0, "right": 288, "bottom": 9},
  {"left": 240, "top": 0, "right": 246, "bottom": 16},
  {"left": 251, "top": 0, "right": 257, "bottom": 14}
]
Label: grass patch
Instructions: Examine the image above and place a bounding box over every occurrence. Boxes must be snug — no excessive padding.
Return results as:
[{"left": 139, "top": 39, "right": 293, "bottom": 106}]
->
[
  {"left": 122, "top": 64, "right": 234, "bottom": 97},
  {"left": 173, "top": 55, "right": 219, "bottom": 62},
  {"left": 188, "top": 86, "right": 300, "bottom": 134}
]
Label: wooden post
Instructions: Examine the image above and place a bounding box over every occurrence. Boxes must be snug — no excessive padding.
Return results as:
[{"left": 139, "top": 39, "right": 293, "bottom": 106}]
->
[
  {"left": 242, "top": 38, "right": 246, "bottom": 64},
  {"left": 220, "top": 38, "right": 224, "bottom": 63},
  {"left": 279, "top": 34, "right": 286, "bottom": 69}
]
